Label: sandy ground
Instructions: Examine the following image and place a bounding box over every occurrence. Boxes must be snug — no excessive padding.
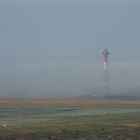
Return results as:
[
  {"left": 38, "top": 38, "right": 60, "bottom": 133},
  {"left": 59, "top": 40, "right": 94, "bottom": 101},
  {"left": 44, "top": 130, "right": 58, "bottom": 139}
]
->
[{"left": 0, "top": 99, "right": 140, "bottom": 105}]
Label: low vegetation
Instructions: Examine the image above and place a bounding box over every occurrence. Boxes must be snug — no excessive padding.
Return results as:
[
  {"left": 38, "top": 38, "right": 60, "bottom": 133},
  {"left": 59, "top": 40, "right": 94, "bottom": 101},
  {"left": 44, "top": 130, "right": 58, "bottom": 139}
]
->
[{"left": 0, "top": 100, "right": 139, "bottom": 139}]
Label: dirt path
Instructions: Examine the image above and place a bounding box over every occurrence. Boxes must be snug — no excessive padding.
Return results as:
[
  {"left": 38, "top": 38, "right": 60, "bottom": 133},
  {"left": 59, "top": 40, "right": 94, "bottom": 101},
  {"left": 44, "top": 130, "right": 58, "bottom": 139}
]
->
[{"left": 0, "top": 99, "right": 140, "bottom": 105}]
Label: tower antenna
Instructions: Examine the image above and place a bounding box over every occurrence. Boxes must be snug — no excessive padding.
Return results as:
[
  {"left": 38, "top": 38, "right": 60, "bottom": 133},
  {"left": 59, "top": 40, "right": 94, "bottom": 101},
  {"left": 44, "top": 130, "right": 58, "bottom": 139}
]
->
[{"left": 102, "top": 49, "right": 110, "bottom": 95}]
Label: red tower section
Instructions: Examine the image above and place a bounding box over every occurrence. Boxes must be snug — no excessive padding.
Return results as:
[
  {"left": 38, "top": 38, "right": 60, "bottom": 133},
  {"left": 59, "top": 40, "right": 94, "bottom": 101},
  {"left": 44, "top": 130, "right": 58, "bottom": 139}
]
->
[{"left": 103, "top": 49, "right": 109, "bottom": 63}]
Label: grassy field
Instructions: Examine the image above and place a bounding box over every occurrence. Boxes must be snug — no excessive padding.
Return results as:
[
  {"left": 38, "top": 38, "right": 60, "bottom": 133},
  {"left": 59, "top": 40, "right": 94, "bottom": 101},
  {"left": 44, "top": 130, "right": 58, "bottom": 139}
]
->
[{"left": 0, "top": 99, "right": 140, "bottom": 139}]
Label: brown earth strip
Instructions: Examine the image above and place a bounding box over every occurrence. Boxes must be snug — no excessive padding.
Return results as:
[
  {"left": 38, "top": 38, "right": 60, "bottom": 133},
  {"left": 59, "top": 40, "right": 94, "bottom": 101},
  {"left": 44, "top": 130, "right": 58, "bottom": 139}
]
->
[{"left": 0, "top": 99, "right": 140, "bottom": 105}]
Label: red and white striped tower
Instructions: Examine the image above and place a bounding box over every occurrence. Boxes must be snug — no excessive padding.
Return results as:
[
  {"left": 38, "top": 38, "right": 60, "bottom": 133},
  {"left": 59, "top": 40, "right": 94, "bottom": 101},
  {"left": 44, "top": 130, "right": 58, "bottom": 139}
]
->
[
  {"left": 102, "top": 49, "right": 110, "bottom": 95},
  {"left": 103, "top": 49, "right": 110, "bottom": 71}
]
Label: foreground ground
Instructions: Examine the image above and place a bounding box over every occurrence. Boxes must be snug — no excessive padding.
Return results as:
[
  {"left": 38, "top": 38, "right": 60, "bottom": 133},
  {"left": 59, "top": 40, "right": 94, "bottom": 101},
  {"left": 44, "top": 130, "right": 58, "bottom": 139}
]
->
[{"left": 0, "top": 99, "right": 140, "bottom": 140}]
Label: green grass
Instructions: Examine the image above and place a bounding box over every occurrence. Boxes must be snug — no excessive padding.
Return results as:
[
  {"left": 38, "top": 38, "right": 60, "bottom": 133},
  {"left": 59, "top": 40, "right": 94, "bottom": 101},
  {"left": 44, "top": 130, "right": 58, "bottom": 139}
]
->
[{"left": 0, "top": 104, "right": 140, "bottom": 139}]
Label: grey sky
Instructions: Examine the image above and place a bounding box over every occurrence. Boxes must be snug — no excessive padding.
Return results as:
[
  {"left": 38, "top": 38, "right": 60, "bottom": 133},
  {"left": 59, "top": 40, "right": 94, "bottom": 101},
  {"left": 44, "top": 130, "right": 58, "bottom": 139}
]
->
[
  {"left": 0, "top": 0, "right": 140, "bottom": 98},
  {"left": 0, "top": 0, "right": 140, "bottom": 6}
]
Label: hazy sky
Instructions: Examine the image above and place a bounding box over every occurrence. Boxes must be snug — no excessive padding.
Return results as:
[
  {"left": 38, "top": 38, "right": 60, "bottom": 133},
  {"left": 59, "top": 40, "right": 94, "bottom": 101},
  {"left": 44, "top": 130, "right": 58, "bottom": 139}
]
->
[{"left": 0, "top": 0, "right": 140, "bottom": 98}]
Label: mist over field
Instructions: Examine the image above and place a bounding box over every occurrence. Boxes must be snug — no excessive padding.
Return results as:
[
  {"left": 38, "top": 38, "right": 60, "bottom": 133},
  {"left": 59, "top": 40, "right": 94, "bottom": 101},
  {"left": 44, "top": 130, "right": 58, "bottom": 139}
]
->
[{"left": 0, "top": 0, "right": 140, "bottom": 98}]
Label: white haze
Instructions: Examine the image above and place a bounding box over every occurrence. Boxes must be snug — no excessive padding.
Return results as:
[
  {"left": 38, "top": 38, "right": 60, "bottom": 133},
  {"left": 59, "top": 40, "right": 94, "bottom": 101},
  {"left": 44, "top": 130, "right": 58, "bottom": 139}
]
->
[
  {"left": 0, "top": 2, "right": 140, "bottom": 98},
  {"left": 0, "top": 60, "right": 140, "bottom": 98}
]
